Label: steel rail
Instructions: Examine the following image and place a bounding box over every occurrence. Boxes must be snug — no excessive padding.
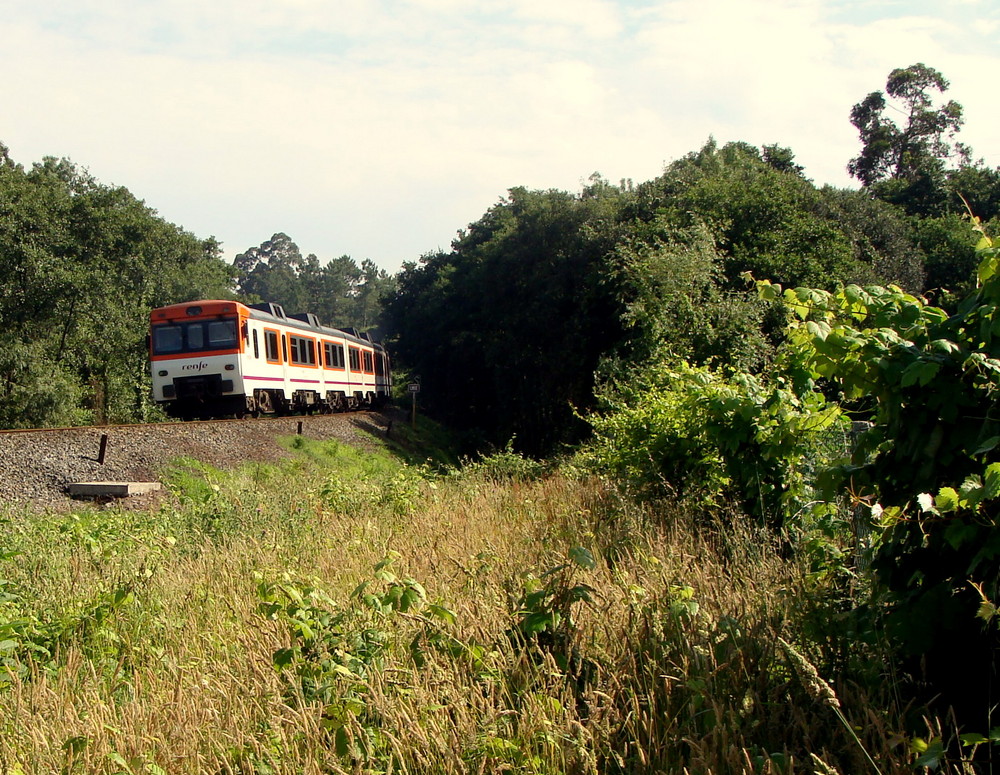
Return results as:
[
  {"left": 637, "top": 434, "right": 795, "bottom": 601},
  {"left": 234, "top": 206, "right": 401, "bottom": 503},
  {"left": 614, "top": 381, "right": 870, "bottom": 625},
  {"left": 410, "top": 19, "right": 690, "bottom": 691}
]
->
[{"left": 0, "top": 412, "right": 378, "bottom": 436}]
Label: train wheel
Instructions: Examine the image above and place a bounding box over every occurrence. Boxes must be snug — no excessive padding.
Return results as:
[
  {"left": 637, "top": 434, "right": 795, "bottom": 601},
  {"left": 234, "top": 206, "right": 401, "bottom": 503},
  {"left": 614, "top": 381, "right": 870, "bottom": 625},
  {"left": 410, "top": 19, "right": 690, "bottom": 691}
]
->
[{"left": 256, "top": 390, "right": 275, "bottom": 415}]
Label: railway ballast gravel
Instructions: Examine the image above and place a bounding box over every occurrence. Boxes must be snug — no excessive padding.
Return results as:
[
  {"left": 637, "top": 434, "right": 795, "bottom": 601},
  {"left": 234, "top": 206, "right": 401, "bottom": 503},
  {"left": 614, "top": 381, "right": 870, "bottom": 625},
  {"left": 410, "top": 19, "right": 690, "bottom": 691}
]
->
[{"left": 0, "top": 412, "right": 390, "bottom": 513}]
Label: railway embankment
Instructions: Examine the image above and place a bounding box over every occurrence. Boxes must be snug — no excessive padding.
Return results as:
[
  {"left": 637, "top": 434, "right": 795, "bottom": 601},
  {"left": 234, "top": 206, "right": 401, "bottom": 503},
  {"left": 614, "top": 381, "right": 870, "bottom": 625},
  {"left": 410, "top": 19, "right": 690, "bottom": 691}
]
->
[{"left": 0, "top": 412, "right": 391, "bottom": 512}]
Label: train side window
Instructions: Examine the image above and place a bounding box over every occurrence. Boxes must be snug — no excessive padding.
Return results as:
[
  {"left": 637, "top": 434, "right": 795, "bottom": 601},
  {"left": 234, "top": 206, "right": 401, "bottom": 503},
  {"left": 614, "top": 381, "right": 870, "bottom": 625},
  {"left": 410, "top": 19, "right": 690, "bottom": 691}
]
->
[
  {"left": 265, "top": 330, "right": 280, "bottom": 362},
  {"left": 253, "top": 329, "right": 259, "bottom": 359},
  {"left": 288, "top": 336, "right": 316, "bottom": 365},
  {"left": 324, "top": 342, "right": 344, "bottom": 369},
  {"left": 375, "top": 353, "right": 384, "bottom": 376},
  {"left": 282, "top": 335, "right": 288, "bottom": 363},
  {"left": 349, "top": 347, "right": 360, "bottom": 372}
]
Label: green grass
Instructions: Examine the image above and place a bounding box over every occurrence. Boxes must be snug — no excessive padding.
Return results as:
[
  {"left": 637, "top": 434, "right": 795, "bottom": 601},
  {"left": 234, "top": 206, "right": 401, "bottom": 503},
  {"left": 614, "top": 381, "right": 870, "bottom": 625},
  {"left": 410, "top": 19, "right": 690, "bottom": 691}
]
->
[{"left": 0, "top": 427, "right": 972, "bottom": 774}]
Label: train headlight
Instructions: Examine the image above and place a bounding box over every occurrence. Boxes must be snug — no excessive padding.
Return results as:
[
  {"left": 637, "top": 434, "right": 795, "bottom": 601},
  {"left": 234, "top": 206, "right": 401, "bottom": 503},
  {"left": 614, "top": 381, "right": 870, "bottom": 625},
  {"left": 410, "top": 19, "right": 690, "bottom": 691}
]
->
[
  {"left": 157, "top": 370, "right": 168, "bottom": 377},
  {"left": 224, "top": 364, "right": 235, "bottom": 371}
]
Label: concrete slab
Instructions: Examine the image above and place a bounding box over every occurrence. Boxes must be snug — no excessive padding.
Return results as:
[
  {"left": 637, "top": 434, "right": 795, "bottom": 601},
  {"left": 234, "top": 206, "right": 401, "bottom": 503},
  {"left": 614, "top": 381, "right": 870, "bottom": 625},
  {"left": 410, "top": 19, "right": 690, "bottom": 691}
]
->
[{"left": 68, "top": 482, "right": 162, "bottom": 498}]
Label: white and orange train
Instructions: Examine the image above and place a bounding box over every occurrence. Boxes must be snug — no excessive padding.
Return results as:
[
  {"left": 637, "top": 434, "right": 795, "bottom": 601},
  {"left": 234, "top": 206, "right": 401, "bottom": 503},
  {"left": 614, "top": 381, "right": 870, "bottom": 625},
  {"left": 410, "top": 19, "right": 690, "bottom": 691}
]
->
[{"left": 149, "top": 300, "right": 391, "bottom": 418}]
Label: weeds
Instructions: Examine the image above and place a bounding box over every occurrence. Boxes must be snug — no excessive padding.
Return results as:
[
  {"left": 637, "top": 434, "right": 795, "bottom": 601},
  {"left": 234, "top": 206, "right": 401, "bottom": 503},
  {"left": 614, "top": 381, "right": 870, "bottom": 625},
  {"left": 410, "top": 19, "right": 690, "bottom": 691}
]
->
[{"left": 0, "top": 433, "right": 972, "bottom": 773}]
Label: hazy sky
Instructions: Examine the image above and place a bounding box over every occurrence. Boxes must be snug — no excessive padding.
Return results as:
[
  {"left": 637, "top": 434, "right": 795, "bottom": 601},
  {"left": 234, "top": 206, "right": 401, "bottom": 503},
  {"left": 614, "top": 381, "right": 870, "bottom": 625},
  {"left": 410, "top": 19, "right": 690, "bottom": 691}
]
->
[{"left": 4, "top": 0, "right": 998, "bottom": 272}]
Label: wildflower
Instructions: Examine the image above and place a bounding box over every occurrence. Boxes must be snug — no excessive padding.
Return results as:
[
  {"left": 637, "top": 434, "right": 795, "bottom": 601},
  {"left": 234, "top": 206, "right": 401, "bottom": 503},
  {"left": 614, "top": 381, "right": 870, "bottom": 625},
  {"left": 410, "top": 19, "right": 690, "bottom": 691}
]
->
[
  {"left": 809, "top": 752, "right": 843, "bottom": 775},
  {"left": 778, "top": 638, "right": 840, "bottom": 708}
]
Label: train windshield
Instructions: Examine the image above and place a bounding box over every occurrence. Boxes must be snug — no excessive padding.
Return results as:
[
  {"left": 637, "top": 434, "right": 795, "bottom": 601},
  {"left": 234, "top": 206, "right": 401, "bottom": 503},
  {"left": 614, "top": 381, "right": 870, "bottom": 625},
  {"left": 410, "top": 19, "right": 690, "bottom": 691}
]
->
[{"left": 152, "top": 318, "right": 239, "bottom": 355}]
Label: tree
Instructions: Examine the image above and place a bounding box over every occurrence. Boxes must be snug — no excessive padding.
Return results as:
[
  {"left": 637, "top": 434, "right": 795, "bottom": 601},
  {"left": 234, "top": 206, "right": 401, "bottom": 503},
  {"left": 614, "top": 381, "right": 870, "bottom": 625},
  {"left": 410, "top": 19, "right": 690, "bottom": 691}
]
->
[
  {"left": 613, "top": 222, "right": 773, "bottom": 374},
  {"left": 0, "top": 148, "right": 233, "bottom": 426},
  {"left": 234, "top": 234, "right": 393, "bottom": 333},
  {"left": 946, "top": 161, "right": 1000, "bottom": 222},
  {"left": 384, "top": 185, "right": 630, "bottom": 454},
  {"left": 848, "top": 63, "right": 966, "bottom": 216},
  {"left": 349, "top": 259, "right": 395, "bottom": 333},
  {"left": 314, "top": 255, "right": 363, "bottom": 328},
  {"left": 630, "top": 140, "right": 907, "bottom": 290},
  {"left": 761, "top": 144, "right": 804, "bottom": 176},
  {"left": 385, "top": 142, "right": 932, "bottom": 454},
  {"left": 816, "top": 186, "right": 925, "bottom": 291},
  {"left": 234, "top": 232, "right": 307, "bottom": 313}
]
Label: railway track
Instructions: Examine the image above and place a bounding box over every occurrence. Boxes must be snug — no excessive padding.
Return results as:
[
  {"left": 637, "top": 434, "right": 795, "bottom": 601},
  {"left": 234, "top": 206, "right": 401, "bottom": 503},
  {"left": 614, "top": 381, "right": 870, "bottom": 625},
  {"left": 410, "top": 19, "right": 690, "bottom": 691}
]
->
[
  {"left": 0, "top": 412, "right": 351, "bottom": 436},
  {"left": 0, "top": 411, "right": 393, "bottom": 513}
]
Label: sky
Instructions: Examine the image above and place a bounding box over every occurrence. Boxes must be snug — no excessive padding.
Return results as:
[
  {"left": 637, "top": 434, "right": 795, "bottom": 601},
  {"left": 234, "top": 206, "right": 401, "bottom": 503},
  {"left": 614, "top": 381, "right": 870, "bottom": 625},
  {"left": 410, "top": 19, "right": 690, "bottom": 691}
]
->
[{"left": 3, "top": 0, "right": 999, "bottom": 273}]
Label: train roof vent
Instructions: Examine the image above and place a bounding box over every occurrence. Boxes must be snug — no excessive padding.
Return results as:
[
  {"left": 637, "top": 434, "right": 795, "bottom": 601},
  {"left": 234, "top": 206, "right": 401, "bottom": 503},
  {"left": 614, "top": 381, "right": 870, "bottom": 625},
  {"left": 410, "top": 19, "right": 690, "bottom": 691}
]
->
[
  {"left": 287, "top": 312, "right": 321, "bottom": 328},
  {"left": 249, "top": 302, "right": 286, "bottom": 319}
]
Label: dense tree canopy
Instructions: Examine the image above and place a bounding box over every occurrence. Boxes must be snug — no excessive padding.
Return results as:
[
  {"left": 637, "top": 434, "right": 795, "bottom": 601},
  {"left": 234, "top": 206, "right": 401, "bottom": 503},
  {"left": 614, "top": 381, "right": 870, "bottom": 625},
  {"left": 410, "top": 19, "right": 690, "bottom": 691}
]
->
[
  {"left": 234, "top": 233, "right": 395, "bottom": 333},
  {"left": 385, "top": 185, "right": 629, "bottom": 454},
  {"left": 630, "top": 140, "right": 921, "bottom": 290},
  {"left": 385, "top": 140, "right": 935, "bottom": 454},
  {"left": 0, "top": 146, "right": 233, "bottom": 426}
]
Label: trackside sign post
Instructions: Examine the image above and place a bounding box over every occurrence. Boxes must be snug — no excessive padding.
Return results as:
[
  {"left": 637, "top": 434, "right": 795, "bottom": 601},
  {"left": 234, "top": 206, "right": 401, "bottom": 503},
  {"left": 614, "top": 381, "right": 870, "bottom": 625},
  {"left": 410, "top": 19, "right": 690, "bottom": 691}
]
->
[{"left": 408, "top": 382, "right": 420, "bottom": 429}]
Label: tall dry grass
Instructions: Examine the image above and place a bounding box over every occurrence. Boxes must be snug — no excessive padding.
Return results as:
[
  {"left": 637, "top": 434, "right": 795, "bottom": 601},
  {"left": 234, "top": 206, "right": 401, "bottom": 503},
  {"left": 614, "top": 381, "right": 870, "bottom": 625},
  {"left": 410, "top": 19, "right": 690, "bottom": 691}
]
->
[{"left": 0, "top": 440, "right": 960, "bottom": 773}]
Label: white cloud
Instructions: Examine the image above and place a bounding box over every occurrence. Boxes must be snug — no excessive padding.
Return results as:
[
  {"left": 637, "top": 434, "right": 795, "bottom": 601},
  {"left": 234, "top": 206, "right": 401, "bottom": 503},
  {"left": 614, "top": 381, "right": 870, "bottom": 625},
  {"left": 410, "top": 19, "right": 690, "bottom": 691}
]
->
[
  {"left": 506, "top": 0, "right": 623, "bottom": 38},
  {"left": 2, "top": 0, "right": 999, "bottom": 269}
]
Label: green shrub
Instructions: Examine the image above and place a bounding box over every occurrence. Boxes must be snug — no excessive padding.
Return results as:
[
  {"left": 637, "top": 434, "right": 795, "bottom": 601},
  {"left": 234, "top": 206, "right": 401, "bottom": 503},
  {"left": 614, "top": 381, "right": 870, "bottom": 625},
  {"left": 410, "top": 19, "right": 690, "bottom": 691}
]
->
[{"left": 583, "top": 358, "right": 842, "bottom": 528}]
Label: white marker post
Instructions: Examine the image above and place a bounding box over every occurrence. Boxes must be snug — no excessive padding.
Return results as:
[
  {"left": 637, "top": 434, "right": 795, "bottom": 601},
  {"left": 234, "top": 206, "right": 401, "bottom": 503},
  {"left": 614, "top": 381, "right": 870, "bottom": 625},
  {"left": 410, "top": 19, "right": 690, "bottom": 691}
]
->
[{"left": 408, "top": 382, "right": 420, "bottom": 429}]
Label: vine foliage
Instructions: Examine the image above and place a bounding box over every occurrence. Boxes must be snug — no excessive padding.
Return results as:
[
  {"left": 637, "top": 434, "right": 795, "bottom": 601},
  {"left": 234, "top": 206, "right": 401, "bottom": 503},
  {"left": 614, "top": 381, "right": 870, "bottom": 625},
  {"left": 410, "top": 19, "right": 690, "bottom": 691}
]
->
[{"left": 757, "top": 220, "right": 1000, "bottom": 724}]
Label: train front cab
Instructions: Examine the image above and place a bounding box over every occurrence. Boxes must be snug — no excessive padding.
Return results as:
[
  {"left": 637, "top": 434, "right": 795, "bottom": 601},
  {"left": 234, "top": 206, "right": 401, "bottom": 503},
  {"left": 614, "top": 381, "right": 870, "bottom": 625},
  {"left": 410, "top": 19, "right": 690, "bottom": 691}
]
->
[{"left": 150, "top": 301, "right": 251, "bottom": 418}]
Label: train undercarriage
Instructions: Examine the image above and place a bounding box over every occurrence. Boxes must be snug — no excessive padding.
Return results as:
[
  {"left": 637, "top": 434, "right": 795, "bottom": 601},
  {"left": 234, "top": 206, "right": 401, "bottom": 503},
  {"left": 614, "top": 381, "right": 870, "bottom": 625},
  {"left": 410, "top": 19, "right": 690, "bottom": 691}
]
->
[{"left": 164, "top": 385, "right": 384, "bottom": 420}]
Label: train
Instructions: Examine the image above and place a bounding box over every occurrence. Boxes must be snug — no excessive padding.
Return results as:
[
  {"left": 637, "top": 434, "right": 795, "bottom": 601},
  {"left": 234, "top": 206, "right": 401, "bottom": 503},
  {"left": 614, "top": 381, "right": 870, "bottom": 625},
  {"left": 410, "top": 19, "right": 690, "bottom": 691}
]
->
[{"left": 149, "top": 299, "right": 391, "bottom": 418}]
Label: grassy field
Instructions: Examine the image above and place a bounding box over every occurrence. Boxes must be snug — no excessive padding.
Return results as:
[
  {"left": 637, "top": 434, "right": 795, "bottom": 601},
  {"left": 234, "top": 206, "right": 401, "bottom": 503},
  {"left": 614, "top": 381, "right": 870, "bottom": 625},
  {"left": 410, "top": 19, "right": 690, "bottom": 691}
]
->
[{"left": 0, "top": 426, "right": 958, "bottom": 774}]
